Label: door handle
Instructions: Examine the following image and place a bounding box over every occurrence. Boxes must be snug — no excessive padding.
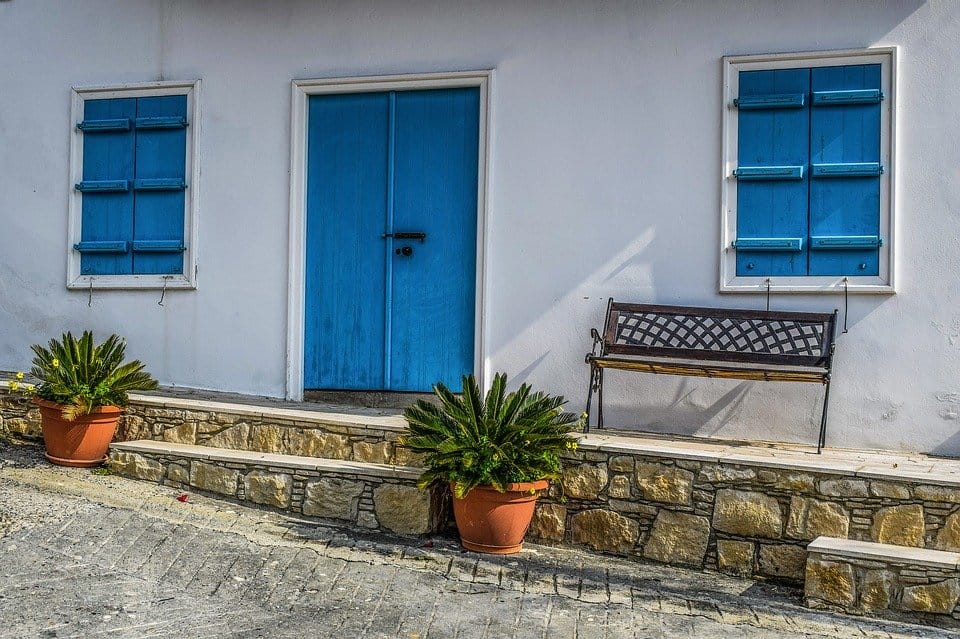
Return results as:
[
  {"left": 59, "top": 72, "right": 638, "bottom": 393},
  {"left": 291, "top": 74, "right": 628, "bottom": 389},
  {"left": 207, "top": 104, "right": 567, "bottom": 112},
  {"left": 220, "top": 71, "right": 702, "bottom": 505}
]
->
[{"left": 382, "top": 232, "right": 426, "bottom": 242}]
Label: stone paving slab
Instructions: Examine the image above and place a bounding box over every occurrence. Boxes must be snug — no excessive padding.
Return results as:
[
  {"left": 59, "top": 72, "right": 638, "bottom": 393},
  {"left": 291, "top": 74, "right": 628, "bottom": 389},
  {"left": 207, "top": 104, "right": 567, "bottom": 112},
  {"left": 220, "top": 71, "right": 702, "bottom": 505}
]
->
[{"left": 0, "top": 441, "right": 957, "bottom": 638}]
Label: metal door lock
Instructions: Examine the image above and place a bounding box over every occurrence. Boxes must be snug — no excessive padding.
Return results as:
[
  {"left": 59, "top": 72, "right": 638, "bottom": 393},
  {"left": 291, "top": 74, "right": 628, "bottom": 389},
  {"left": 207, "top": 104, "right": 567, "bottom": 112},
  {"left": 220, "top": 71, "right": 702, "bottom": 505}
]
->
[{"left": 396, "top": 246, "right": 413, "bottom": 256}]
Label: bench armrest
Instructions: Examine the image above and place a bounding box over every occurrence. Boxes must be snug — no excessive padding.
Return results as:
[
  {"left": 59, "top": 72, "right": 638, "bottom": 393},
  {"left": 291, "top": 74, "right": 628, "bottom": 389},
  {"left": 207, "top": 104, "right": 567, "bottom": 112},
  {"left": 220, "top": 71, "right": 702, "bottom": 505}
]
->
[{"left": 585, "top": 327, "right": 604, "bottom": 362}]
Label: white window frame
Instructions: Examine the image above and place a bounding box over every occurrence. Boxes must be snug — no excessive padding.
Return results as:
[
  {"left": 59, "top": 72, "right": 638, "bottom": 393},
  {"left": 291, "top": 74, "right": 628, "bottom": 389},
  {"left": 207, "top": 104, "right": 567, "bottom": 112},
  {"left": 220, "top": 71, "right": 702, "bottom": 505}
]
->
[
  {"left": 67, "top": 80, "right": 201, "bottom": 290},
  {"left": 720, "top": 47, "right": 897, "bottom": 294}
]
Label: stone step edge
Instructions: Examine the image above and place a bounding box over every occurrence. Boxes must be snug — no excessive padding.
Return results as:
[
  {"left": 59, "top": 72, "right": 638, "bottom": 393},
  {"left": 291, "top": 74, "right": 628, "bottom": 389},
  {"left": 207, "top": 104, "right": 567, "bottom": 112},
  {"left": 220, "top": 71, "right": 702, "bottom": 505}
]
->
[
  {"left": 110, "top": 440, "right": 422, "bottom": 481},
  {"left": 807, "top": 535, "right": 960, "bottom": 570},
  {"left": 0, "top": 380, "right": 408, "bottom": 432},
  {"left": 127, "top": 392, "right": 408, "bottom": 431},
  {"left": 578, "top": 432, "right": 960, "bottom": 489}
]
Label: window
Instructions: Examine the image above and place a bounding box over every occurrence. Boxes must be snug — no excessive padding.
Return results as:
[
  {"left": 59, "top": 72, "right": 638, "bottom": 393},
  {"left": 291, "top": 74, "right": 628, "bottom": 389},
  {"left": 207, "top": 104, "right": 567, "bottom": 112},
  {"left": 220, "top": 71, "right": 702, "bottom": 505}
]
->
[
  {"left": 721, "top": 49, "right": 896, "bottom": 293},
  {"left": 68, "top": 81, "right": 200, "bottom": 289}
]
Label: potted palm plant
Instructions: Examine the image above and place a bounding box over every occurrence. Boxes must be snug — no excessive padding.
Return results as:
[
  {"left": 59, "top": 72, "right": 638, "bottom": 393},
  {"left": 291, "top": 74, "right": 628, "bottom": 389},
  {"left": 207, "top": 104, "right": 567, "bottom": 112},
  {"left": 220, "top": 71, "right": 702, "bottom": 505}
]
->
[
  {"left": 25, "top": 331, "right": 158, "bottom": 467},
  {"left": 400, "top": 373, "right": 579, "bottom": 554}
]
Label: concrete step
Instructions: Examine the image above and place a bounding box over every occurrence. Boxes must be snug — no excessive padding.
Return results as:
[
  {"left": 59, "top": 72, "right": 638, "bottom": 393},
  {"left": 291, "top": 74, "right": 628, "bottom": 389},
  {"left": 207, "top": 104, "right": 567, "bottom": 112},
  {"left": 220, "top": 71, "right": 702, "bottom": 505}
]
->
[
  {"left": 108, "top": 440, "right": 444, "bottom": 537},
  {"left": 117, "top": 391, "right": 424, "bottom": 467}
]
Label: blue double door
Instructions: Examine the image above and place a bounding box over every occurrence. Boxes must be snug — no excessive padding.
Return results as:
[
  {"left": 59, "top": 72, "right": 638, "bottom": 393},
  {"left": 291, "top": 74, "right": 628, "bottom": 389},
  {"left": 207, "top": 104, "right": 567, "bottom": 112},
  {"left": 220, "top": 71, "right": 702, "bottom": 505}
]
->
[{"left": 304, "top": 88, "right": 480, "bottom": 392}]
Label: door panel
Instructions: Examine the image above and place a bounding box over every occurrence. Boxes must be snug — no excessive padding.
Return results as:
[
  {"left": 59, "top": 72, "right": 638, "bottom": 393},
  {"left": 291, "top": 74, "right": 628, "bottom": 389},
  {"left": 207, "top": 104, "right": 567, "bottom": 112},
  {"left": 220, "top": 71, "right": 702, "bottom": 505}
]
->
[
  {"left": 304, "top": 93, "right": 390, "bottom": 390},
  {"left": 390, "top": 88, "right": 479, "bottom": 390},
  {"left": 304, "top": 87, "right": 479, "bottom": 392}
]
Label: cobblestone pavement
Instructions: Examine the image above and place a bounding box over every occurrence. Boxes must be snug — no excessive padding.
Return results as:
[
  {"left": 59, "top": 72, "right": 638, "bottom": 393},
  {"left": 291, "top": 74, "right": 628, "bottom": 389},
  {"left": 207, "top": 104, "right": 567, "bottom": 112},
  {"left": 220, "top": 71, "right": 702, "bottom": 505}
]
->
[{"left": 0, "top": 442, "right": 956, "bottom": 639}]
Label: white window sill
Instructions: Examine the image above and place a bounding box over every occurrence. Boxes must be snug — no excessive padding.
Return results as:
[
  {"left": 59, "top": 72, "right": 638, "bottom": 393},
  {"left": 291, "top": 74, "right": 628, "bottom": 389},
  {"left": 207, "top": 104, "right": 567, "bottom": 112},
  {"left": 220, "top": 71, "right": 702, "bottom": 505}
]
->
[
  {"left": 720, "top": 276, "right": 894, "bottom": 295},
  {"left": 68, "top": 274, "right": 196, "bottom": 291}
]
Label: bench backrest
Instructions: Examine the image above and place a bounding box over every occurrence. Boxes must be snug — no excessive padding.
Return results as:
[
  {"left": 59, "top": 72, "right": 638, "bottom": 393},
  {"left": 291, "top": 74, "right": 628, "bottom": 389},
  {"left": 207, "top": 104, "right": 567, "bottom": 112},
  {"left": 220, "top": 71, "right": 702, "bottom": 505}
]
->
[{"left": 602, "top": 301, "right": 837, "bottom": 368}]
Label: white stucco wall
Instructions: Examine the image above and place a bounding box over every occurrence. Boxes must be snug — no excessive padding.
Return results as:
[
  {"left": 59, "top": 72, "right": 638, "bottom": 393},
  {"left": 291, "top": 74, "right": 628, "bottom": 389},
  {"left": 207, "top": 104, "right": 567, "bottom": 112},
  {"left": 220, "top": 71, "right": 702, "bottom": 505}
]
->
[{"left": 1, "top": 0, "right": 957, "bottom": 453}]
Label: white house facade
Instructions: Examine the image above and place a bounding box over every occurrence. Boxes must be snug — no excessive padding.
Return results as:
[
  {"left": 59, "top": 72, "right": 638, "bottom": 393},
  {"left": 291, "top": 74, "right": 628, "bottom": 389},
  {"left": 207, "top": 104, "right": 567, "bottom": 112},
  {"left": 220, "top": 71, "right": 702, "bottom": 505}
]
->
[{"left": 1, "top": 0, "right": 956, "bottom": 454}]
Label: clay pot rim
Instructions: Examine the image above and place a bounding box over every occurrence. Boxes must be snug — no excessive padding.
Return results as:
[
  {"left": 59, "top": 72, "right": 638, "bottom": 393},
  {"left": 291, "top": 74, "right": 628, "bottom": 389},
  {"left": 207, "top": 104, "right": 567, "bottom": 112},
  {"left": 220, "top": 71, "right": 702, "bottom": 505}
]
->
[
  {"left": 452, "top": 479, "right": 550, "bottom": 494},
  {"left": 32, "top": 397, "right": 124, "bottom": 416}
]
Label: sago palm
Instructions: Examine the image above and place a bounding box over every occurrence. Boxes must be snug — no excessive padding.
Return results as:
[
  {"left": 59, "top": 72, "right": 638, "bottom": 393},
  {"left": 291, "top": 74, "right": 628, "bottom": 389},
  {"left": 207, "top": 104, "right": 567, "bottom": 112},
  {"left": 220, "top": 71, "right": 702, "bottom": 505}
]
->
[
  {"left": 400, "top": 373, "right": 580, "bottom": 498},
  {"left": 30, "top": 331, "right": 158, "bottom": 420}
]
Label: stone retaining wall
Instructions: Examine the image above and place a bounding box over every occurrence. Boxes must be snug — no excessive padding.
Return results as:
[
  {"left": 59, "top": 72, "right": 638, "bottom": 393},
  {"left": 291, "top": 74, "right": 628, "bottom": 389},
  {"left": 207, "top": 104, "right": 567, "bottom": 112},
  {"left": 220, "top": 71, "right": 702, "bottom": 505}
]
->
[
  {"left": 107, "top": 446, "right": 445, "bottom": 537},
  {"left": 806, "top": 538, "right": 960, "bottom": 624},
  {"left": 117, "top": 403, "right": 423, "bottom": 466},
  {"left": 531, "top": 449, "right": 960, "bottom": 583},
  {"left": 0, "top": 391, "right": 40, "bottom": 440},
  {"left": 0, "top": 388, "right": 422, "bottom": 466}
]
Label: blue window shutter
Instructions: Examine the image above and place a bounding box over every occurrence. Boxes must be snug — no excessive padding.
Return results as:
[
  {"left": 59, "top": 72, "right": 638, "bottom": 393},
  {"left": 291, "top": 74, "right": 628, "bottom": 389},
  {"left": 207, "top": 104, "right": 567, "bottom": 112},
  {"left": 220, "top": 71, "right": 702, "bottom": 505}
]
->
[
  {"left": 132, "top": 95, "right": 187, "bottom": 275},
  {"left": 735, "top": 69, "right": 810, "bottom": 277},
  {"left": 78, "top": 98, "right": 136, "bottom": 275},
  {"left": 808, "top": 64, "right": 882, "bottom": 276}
]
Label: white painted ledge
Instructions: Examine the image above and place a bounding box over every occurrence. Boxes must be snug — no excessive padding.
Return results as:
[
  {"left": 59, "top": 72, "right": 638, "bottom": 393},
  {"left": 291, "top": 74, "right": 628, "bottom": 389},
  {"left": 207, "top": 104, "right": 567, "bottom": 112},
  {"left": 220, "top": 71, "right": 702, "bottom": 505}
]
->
[
  {"left": 126, "top": 392, "right": 408, "bottom": 431},
  {"left": 110, "top": 440, "right": 422, "bottom": 480},
  {"left": 807, "top": 536, "right": 960, "bottom": 570},
  {"left": 577, "top": 431, "right": 960, "bottom": 488}
]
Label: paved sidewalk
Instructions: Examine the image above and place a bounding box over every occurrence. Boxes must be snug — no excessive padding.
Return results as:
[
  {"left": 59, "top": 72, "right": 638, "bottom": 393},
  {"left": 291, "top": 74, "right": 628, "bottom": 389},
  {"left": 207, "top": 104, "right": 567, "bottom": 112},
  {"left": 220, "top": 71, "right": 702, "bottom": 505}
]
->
[{"left": 0, "top": 442, "right": 955, "bottom": 639}]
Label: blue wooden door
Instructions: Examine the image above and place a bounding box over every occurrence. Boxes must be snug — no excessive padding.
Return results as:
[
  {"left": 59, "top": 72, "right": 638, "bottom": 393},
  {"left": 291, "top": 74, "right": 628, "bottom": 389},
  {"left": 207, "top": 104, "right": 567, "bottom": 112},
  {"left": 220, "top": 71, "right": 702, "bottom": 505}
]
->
[{"left": 304, "top": 88, "right": 479, "bottom": 392}]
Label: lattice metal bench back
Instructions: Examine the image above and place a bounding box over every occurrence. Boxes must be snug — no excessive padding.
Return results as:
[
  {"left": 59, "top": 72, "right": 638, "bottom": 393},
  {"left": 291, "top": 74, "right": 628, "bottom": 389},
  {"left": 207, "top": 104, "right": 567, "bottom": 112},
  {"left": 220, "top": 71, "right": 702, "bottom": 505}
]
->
[{"left": 585, "top": 300, "right": 838, "bottom": 452}]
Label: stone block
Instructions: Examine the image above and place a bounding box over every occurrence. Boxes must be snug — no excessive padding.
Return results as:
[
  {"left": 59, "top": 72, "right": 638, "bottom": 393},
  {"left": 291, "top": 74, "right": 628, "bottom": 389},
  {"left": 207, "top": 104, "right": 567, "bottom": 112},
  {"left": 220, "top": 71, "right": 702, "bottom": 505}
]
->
[
  {"left": 189, "top": 462, "right": 239, "bottom": 496},
  {"left": 871, "top": 504, "right": 925, "bottom": 547},
  {"left": 243, "top": 471, "right": 292, "bottom": 508},
  {"left": 160, "top": 421, "right": 197, "bottom": 445},
  {"left": 248, "top": 424, "right": 288, "bottom": 453},
  {"left": 203, "top": 423, "right": 251, "bottom": 449},
  {"left": 608, "top": 456, "right": 635, "bottom": 472},
  {"left": 608, "top": 475, "right": 631, "bottom": 499},
  {"left": 869, "top": 481, "right": 911, "bottom": 500},
  {"left": 860, "top": 569, "right": 894, "bottom": 611},
  {"left": 562, "top": 463, "right": 608, "bottom": 500},
  {"left": 713, "top": 489, "right": 782, "bottom": 538},
  {"left": 786, "top": 497, "right": 849, "bottom": 541},
  {"left": 4, "top": 417, "right": 42, "bottom": 440},
  {"left": 303, "top": 477, "right": 364, "bottom": 520},
  {"left": 716, "top": 540, "right": 754, "bottom": 576},
  {"left": 819, "top": 479, "right": 869, "bottom": 498},
  {"left": 117, "top": 414, "right": 149, "bottom": 441},
  {"left": 108, "top": 451, "right": 164, "bottom": 482},
  {"left": 698, "top": 465, "right": 756, "bottom": 483},
  {"left": 758, "top": 544, "right": 806, "bottom": 581},
  {"left": 936, "top": 512, "right": 960, "bottom": 551},
  {"left": 392, "top": 446, "right": 425, "bottom": 467},
  {"left": 635, "top": 463, "right": 693, "bottom": 505},
  {"left": 357, "top": 511, "right": 379, "bottom": 529},
  {"left": 374, "top": 484, "right": 433, "bottom": 535},
  {"left": 353, "top": 441, "right": 393, "bottom": 465},
  {"left": 167, "top": 463, "right": 189, "bottom": 484},
  {"left": 901, "top": 579, "right": 960, "bottom": 614},
  {"left": 804, "top": 559, "right": 856, "bottom": 606},
  {"left": 291, "top": 430, "right": 352, "bottom": 459},
  {"left": 529, "top": 503, "right": 566, "bottom": 541},
  {"left": 771, "top": 472, "right": 815, "bottom": 493},
  {"left": 570, "top": 509, "right": 638, "bottom": 552},
  {"left": 914, "top": 485, "right": 960, "bottom": 503},
  {"left": 642, "top": 511, "right": 710, "bottom": 567}
]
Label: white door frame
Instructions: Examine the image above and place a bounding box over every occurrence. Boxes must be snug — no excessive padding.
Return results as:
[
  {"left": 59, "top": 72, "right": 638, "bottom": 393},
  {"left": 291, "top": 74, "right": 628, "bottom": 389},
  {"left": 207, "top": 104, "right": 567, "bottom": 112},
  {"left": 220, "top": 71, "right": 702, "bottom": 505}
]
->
[{"left": 285, "top": 70, "right": 492, "bottom": 400}]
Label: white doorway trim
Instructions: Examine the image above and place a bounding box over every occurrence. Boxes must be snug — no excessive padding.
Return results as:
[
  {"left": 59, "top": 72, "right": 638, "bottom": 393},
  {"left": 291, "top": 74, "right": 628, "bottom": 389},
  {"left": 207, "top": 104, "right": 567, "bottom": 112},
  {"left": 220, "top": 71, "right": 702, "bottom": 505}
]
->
[{"left": 285, "top": 70, "right": 493, "bottom": 400}]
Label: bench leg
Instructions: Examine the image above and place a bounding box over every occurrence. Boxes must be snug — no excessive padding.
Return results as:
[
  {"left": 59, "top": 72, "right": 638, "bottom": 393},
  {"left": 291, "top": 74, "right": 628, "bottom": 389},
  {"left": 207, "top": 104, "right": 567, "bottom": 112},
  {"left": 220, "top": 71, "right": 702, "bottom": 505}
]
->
[
  {"left": 584, "top": 364, "right": 597, "bottom": 433},
  {"left": 597, "top": 368, "right": 605, "bottom": 430},
  {"left": 817, "top": 377, "right": 832, "bottom": 454}
]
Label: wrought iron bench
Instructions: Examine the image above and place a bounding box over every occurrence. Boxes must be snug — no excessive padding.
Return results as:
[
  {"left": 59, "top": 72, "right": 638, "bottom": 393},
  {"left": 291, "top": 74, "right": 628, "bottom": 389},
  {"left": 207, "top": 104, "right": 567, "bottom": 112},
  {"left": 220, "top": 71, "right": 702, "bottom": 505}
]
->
[{"left": 585, "top": 300, "right": 838, "bottom": 452}]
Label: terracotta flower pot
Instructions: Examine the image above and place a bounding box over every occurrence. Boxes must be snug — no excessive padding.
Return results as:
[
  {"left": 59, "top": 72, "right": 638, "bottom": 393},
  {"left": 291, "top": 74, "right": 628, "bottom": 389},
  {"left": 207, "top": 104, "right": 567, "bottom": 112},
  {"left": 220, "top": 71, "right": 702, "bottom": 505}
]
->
[
  {"left": 34, "top": 398, "right": 122, "bottom": 468},
  {"left": 451, "top": 480, "right": 550, "bottom": 554}
]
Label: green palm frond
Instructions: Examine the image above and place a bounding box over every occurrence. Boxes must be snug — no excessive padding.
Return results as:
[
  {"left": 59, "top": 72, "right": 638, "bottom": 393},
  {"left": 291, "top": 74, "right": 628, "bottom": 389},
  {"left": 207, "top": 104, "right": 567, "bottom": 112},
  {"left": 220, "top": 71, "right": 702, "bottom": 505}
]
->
[
  {"left": 399, "top": 373, "right": 580, "bottom": 499},
  {"left": 29, "top": 331, "right": 158, "bottom": 420}
]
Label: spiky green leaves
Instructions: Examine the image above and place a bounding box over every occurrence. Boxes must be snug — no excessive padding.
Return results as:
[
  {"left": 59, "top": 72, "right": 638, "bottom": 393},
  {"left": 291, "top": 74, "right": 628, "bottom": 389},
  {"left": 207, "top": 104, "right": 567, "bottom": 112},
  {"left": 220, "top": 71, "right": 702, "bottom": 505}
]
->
[
  {"left": 400, "top": 373, "right": 579, "bottom": 498},
  {"left": 30, "top": 331, "right": 158, "bottom": 420}
]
